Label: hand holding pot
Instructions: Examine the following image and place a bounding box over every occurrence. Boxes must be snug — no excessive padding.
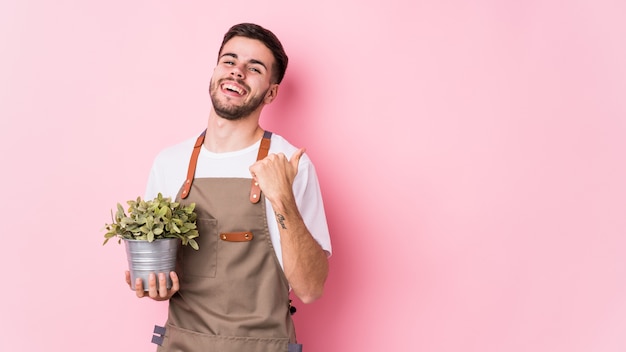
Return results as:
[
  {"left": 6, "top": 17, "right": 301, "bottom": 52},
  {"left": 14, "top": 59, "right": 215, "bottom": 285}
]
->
[{"left": 125, "top": 271, "right": 180, "bottom": 301}]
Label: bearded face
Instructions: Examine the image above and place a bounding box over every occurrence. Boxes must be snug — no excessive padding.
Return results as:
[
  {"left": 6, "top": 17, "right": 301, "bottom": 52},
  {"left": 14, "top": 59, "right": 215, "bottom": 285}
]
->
[{"left": 209, "top": 77, "right": 269, "bottom": 121}]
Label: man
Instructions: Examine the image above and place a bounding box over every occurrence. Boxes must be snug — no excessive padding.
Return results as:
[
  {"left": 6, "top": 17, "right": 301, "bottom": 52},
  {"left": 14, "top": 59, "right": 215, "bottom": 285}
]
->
[{"left": 125, "top": 23, "right": 332, "bottom": 352}]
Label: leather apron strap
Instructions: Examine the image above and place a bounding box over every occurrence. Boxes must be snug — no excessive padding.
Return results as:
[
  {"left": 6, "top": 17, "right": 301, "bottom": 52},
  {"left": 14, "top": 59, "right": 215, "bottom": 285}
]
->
[
  {"left": 249, "top": 130, "right": 272, "bottom": 203},
  {"left": 180, "top": 129, "right": 273, "bottom": 201}
]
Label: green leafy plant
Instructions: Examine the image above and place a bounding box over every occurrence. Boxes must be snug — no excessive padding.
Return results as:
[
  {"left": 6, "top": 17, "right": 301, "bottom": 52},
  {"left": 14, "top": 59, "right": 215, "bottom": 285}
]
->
[{"left": 103, "top": 193, "right": 199, "bottom": 250}]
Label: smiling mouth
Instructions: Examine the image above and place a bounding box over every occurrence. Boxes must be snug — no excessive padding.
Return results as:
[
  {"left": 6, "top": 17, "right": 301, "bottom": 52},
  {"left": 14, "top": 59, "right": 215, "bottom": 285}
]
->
[{"left": 221, "top": 82, "right": 246, "bottom": 96}]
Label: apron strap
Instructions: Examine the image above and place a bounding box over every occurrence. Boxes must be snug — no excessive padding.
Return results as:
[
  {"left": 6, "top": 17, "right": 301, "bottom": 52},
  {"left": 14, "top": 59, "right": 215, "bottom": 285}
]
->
[
  {"left": 181, "top": 129, "right": 272, "bottom": 202},
  {"left": 181, "top": 130, "right": 206, "bottom": 199},
  {"left": 249, "top": 130, "right": 273, "bottom": 203}
]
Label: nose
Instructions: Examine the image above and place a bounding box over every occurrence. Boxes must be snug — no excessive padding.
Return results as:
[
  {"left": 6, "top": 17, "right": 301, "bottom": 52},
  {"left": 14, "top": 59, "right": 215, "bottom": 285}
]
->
[{"left": 230, "top": 64, "right": 245, "bottom": 79}]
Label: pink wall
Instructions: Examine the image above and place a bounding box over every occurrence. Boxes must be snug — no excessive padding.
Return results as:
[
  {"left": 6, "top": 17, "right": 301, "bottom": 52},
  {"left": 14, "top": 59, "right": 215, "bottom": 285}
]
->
[{"left": 2, "top": 1, "right": 625, "bottom": 351}]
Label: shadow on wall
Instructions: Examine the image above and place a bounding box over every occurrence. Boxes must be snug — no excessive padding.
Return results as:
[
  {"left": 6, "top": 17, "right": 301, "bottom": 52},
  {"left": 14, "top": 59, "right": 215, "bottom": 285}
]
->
[{"left": 290, "top": 177, "right": 365, "bottom": 350}]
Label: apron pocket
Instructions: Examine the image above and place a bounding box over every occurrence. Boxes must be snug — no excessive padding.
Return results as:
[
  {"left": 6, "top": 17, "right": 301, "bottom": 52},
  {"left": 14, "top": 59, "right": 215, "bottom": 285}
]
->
[{"left": 180, "top": 218, "right": 218, "bottom": 278}]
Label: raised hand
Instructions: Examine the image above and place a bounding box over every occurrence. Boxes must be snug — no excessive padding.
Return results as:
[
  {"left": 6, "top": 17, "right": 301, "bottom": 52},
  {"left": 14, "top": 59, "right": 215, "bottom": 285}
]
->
[{"left": 249, "top": 148, "right": 305, "bottom": 206}]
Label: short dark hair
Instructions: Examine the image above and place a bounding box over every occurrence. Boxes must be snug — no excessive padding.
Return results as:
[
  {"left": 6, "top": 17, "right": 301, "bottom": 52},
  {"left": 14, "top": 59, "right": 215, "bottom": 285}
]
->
[{"left": 218, "top": 23, "right": 289, "bottom": 84}]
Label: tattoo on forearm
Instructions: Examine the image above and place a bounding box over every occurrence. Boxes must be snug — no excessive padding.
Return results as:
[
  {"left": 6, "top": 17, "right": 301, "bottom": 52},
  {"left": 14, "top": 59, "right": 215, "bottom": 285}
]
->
[{"left": 276, "top": 213, "right": 287, "bottom": 229}]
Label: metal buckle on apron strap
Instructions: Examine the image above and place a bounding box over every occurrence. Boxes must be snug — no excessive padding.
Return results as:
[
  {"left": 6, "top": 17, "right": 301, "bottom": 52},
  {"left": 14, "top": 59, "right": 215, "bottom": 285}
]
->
[
  {"left": 151, "top": 325, "right": 166, "bottom": 346},
  {"left": 220, "top": 232, "right": 254, "bottom": 242},
  {"left": 288, "top": 343, "right": 303, "bottom": 352},
  {"left": 289, "top": 299, "right": 297, "bottom": 315}
]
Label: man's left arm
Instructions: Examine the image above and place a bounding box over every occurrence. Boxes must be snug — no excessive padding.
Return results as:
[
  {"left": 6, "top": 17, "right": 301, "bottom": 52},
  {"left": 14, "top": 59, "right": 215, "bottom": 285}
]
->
[{"left": 250, "top": 148, "right": 329, "bottom": 303}]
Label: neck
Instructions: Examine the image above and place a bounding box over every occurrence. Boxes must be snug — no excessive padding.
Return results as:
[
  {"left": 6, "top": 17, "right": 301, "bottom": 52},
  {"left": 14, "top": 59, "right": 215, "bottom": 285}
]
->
[{"left": 203, "top": 110, "right": 264, "bottom": 153}]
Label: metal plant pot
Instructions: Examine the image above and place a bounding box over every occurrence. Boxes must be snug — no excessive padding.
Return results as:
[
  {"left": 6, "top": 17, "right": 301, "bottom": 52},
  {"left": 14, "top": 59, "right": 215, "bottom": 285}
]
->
[{"left": 124, "top": 238, "right": 180, "bottom": 291}]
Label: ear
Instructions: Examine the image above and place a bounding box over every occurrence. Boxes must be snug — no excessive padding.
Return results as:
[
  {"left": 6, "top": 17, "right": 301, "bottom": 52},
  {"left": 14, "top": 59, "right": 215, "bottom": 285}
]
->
[{"left": 263, "top": 84, "right": 279, "bottom": 104}]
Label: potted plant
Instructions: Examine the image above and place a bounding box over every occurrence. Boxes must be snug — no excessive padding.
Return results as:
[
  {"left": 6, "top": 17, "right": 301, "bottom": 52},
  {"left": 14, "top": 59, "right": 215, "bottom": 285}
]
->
[{"left": 103, "top": 193, "right": 199, "bottom": 290}]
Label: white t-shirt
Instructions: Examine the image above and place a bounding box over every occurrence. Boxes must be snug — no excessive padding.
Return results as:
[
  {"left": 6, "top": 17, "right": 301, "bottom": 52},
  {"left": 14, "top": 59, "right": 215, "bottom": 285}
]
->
[{"left": 144, "top": 133, "right": 332, "bottom": 268}]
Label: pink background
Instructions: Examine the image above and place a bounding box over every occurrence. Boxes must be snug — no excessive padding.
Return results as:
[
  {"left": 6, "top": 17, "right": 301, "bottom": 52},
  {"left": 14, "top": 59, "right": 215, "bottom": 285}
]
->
[{"left": 1, "top": 0, "right": 625, "bottom": 351}]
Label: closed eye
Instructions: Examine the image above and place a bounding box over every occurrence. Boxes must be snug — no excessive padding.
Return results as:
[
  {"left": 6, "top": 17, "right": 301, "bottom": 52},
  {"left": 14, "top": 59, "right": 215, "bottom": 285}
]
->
[{"left": 219, "top": 53, "right": 238, "bottom": 66}]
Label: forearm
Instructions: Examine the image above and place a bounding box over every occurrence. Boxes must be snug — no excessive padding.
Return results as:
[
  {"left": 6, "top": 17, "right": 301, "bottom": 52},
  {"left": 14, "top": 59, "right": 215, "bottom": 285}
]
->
[
  {"left": 249, "top": 149, "right": 329, "bottom": 302},
  {"left": 272, "top": 198, "right": 329, "bottom": 304}
]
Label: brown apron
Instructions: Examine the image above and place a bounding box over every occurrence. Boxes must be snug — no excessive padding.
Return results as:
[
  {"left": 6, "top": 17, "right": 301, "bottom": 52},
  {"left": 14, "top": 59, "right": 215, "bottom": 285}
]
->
[{"left": 152, "top": 130, "right": 301, "bottom": 352}]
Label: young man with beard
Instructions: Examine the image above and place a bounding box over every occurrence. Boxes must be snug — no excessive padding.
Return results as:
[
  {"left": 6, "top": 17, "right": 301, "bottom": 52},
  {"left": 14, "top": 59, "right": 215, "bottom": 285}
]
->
[{"left": 125, "top": 23, "right": 332, "bottom": 352}]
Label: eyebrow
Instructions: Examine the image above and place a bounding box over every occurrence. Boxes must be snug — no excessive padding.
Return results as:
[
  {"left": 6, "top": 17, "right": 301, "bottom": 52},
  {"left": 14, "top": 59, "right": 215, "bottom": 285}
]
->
[{"left": 220, "top": 53, "right": 268, "bottom": 71}]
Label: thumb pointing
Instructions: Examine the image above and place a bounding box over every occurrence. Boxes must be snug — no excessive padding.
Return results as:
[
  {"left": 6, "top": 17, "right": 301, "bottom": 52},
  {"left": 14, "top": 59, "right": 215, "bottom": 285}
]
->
[{"left": 290, "top": 147, "right": 306, "bottom": 169}]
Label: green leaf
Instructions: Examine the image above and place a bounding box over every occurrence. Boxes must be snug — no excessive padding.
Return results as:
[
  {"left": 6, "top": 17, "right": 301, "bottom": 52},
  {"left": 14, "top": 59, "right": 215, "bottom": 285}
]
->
[
  {"left": 157, "top": 205, "right": 168, "bottom": 218},
  {"left": 103, "top": 193, "right": 200, "bottom": 248}
]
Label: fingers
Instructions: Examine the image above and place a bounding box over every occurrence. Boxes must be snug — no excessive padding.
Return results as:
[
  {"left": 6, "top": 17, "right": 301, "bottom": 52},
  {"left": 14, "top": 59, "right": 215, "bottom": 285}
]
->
[
  {"left": 290, "top": 148, "right": 306, "bottom": 169},
  {"left": 248, "top": 148, "right": 304, "bottom": 204},
  {"left": 169, "top": 271, "right": 180, "bottom": 293},
  {"left": 132, "top": 272, "right": 178, "bottom": 300},
  {"left": 250, "top": 148, "right": 305, "bottom": 174},
  {"left": 128, "top": 270, "right": 148, "bottom": 298},
  {"left": 157, "top": 273, "right": 169, "bottom": 298},
  {"left": 134, "top": 277, "right": 146, "bottom": 298},
  {"left": 147, "top": 272, "right": 167, "bottom": 299}
]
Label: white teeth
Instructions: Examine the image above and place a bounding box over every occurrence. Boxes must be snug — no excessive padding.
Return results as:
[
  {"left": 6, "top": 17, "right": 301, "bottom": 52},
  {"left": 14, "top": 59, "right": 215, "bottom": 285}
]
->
[{"left": 223, "top": 84, "right": 244, "bottom": 95}]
